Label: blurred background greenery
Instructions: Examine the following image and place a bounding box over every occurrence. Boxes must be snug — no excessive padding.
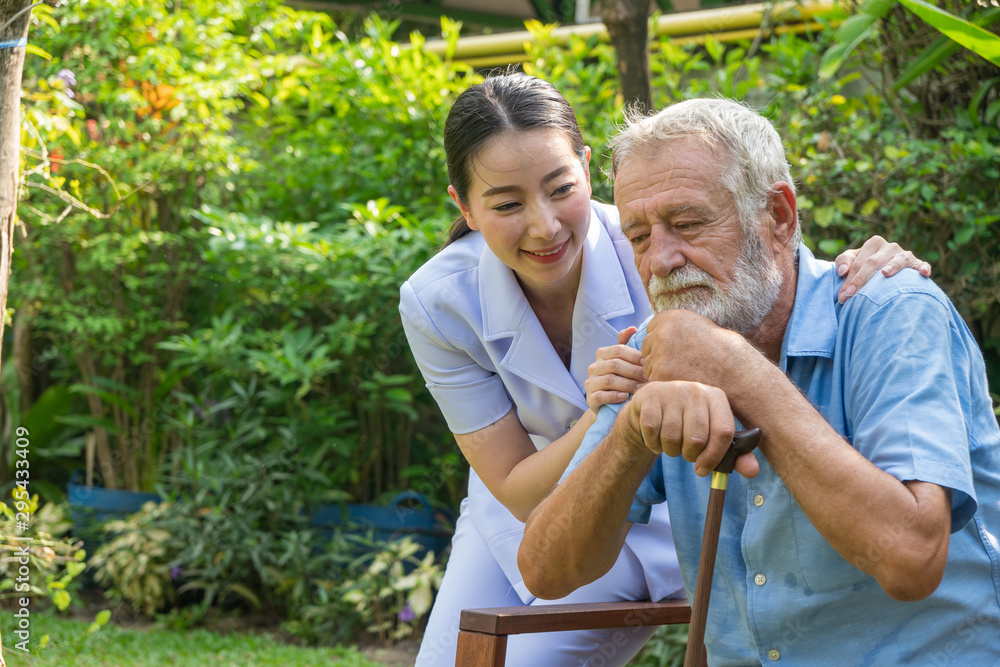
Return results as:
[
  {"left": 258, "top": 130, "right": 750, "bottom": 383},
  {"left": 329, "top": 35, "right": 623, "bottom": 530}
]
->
[{"left": 0, "top": 0, "right": 996, "bottom": 661}]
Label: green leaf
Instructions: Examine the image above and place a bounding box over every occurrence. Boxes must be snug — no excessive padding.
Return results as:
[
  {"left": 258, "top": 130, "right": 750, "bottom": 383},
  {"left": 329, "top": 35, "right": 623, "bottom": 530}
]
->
[
  {"left": 953, "top": 226, "right": 975, "bottom": 246},
  {"left": 894, "top": 35, "right": 960, "bottom": 90},
  {"left": 969, "top": 75, "right": 1000, "bottom": 119},
  {"left": 705, "top": 36, "right": 724, "bottom": 64},
  {"left": 21, "top": 384, "right": 73, "bottom": 448},
  {"left": 834, "top": 198, "right": 855, "bottom": 215},
  {"left": 250, "top": 91, "right": 270, "bottom": 108},
  {"left": 898, "top": 0, "right": 1000, "bottom": 67},
  {"left": 95, "top": 609, "right": 111, "bottom": 626},
  {"left": 820, "top": 1, "right": 896, "bottom": 79},
  {"left": 819, "top": 239, "right": 847, "bottom": 256},
  {"left": 25, "top": 44, "right": 53, "bottom": 60},
  {"left": 223, "top": 583, "right": 262, "bottom": 608},
  {"left": 52, "top": 588, "right": 71, "bottom": 611},
  {"left": 813, "top": 206, "right": 836, "bottom": 228}
]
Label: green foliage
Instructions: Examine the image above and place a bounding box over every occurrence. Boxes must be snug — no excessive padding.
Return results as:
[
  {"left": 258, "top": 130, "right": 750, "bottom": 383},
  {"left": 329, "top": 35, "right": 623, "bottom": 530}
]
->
[
  {"left": 6, "top": 2, "right": 999, "bottom": 647},
  {"left": 523, "top": 20, "right": 622, "bottom": 201},
  {"left": 10, "top": 0, "right": 462, "bottom": 500},
  {"left": 0, "top": 496, "right": 87, "bottom": 612},
  {"left": 283, "top": 533, "right": 445, "bottom": 646},
  {"left": 11, "top": 0, "right": 309, "bottom": 492},
  {"left": 164, "top": 446, "right": 340, "bottom": 618},
  {"left": 156, "top": 201, "right": 447, "bottom": 501},
  {"left": 821, "top": 0, "right": 1000, "bottom": 78},
  {"left": 339, "top": 536, "right": 444, "bottom": 642},
  {"left": 626, "top": 624, "right": 688, "bottom": 667},
  {"left": 90, "top": 501, "right": 178, "bottom": 616},
  {"left": 232, "top": 15, "right": 475, "bottom": 224}
]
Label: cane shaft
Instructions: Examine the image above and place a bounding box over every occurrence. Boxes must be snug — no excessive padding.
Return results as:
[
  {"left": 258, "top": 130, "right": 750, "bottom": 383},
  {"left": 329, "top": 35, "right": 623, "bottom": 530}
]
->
[{"left": 684, "top": 476, "right": 728, "bottom": 667}]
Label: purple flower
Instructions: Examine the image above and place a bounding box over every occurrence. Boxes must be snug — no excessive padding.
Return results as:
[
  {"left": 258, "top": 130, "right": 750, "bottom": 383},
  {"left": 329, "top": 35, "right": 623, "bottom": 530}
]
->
[
  {"left": 56, "top": 69, "right": 76, "bottom": 87},
  {"left": 398, "top": 603, "right": 415, "bottom": 622},
  {"left": 170, "top": 566, "right": 183, "bottom": 581}
]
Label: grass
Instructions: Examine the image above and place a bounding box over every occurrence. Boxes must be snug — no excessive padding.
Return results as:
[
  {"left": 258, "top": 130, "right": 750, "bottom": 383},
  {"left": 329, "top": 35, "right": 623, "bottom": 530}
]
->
[
  {"left": 0, "top": 604, "right": 682, "bottom": 666},
  {"left": 0, "top": 610, "right": 388, "bottom": 666}
]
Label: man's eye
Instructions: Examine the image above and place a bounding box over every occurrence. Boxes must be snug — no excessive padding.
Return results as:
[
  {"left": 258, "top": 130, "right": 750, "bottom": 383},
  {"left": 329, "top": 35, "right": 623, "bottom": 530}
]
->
[{"left": 628, "top": 234, "right": 649, "bottom": 245}]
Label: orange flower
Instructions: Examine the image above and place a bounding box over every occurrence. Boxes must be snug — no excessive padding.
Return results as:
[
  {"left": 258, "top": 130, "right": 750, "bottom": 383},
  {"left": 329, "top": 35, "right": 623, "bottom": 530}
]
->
[
  {"left": 138, "top": 81, "right": 181, "bottom": 120},
  {"left": 49, "top": 147, "right": 64, "bottom": 173}
]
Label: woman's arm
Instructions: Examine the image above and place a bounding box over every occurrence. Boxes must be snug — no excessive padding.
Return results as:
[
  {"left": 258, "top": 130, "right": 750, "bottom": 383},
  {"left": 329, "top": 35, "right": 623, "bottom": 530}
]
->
[
  {"left": 456, "top": 407, "right": 598, "bottom": 522},
  {"left": 458, "top": 327, "right": 648, "bottom": 522}
]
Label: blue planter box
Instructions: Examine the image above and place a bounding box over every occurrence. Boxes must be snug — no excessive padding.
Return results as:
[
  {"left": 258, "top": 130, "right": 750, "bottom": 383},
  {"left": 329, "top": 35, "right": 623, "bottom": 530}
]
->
[
  {"left": 309, "top": 491, "right": 452, "bottom": 559},
  {"left": 67, "top": 475, "right": 161, "bottom": 555}
]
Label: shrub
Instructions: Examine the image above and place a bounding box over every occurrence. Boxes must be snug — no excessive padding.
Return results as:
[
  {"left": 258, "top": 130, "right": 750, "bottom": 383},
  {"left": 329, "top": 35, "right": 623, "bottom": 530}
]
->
[{"left": 0, "top": 496, "right": 86, "bottom": 612}]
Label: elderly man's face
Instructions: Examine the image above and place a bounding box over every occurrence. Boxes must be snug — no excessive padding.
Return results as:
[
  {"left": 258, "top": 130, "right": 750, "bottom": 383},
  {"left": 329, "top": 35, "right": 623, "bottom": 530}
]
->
[{"left": 614, "top": 137, "right": 782, "bottom": 334}]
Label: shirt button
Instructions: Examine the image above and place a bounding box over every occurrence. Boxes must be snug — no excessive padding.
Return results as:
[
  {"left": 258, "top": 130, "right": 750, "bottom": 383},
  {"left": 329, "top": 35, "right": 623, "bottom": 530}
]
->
[
  {"left": 769, "top": 649, "right": 780, "bottom": 661},
  {"left": 755, "top": 573, "right": 767, "bottom": 586},
  {"left": 754, "top": 494, "right": 765, "bottom": 507}
]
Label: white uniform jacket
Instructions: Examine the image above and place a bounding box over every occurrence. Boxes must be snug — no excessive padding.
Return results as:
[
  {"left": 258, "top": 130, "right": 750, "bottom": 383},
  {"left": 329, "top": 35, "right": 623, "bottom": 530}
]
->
[{"left": 399, "top": 201, "right": 681, "bottom": 603}]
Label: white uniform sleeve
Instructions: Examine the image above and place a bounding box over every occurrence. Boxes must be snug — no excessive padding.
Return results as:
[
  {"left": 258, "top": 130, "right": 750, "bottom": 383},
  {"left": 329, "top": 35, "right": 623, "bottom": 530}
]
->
[{"left": 399, "top": 281, "right": 513, "bottom": 435}]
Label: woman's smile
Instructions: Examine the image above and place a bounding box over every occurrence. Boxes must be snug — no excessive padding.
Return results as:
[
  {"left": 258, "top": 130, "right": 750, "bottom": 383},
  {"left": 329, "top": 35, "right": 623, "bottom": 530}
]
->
[{"left": 523, "top": 238, "right": 571, "bottom": 262}]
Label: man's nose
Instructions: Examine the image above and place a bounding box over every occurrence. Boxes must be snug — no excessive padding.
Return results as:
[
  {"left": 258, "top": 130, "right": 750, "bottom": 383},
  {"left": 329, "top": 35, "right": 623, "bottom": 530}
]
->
[{"left": 648, "top": 227, "right": 685, "bottom": 276}]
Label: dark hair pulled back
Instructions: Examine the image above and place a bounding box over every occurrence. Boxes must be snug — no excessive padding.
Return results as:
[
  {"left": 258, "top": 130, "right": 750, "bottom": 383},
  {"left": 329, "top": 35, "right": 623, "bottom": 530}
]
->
[{"left": 443, "top": 72, "right": 587, "bottom": 245}]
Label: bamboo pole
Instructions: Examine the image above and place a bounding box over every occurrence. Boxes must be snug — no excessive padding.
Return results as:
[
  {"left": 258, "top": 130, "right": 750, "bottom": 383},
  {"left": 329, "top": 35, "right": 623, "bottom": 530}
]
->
[{"left": 416, "top": 0, "right": 836, "bottom": 66}]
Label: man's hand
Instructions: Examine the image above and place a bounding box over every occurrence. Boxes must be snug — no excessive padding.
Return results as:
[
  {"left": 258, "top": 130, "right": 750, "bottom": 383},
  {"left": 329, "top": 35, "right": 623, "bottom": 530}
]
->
[
  {"left": 620, "top": 380, "right": 759, "bottom": 478},
  {"left": 641, "top": 310, "right": 757, "bottom": 388}
]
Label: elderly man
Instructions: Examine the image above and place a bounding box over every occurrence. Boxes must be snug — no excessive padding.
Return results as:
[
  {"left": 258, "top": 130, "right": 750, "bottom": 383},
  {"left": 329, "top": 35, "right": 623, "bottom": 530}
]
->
[{"left": 518, "top": 98, "right": 1000, "bottom": 664}]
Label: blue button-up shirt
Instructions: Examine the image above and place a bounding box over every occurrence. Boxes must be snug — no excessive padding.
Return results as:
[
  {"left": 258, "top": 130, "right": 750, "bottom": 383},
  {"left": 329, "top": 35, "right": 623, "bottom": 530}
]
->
[{"left": 566, "top": 246, "right": 1000, "bottom": 665}]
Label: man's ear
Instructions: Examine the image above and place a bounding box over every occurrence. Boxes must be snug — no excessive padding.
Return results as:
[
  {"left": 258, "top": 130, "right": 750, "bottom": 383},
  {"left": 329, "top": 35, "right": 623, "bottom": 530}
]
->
[
  {"left": 767, "top": 181, "right": 798, "bottom": 251},
  {"left": 448, "top": 185, "right": 478, "bottom": 231}
]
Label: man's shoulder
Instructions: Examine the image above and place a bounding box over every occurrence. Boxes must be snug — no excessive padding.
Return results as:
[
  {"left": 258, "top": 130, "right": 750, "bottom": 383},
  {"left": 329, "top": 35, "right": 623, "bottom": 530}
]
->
[{"left": 853, "top": 268, "right": 951, "bottom": 308}]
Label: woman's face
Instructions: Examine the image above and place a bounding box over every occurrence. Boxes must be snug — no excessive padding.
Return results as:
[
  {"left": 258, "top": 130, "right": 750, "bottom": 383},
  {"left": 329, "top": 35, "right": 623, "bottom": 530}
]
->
[{"left": 450, "top": 128, "right": 593, "bottom": 296}]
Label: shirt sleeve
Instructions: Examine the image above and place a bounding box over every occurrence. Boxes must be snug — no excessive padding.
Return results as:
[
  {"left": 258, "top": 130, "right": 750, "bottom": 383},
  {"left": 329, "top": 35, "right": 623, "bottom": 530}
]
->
[
  {"left": 561, "top": 400, "right": 665, "bottom": 525},
  {"left": 560, "top": 401, "right": 623, "bottom": 483},
  {"left": 844, "top": 284, "right": 978, "bottom": 531},
  {"left": 399, "top": 281, "right": 512, "bottom": 435}
]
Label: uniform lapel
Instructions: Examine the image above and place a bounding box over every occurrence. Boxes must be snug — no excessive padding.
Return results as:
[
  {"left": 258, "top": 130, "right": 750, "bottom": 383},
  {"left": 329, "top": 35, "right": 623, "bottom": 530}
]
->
[
  {"left": 569, "top": 213, "right": 637, "bottom": 394},
  {"left": 479, "top": 241, "right": 588, "bottom": 410},
  {"left": 478, "top": 213, "right": 638, "bottom": 412}
]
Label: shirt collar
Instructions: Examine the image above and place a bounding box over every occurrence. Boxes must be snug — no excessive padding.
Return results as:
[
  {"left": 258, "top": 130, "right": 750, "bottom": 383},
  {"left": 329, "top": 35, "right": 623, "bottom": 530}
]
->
[
  {"left": 780, "top": 244, "right": 841, "bottom": 365},
  {"left": 479, "top": 208, "right": 634, "bottom": 341}
]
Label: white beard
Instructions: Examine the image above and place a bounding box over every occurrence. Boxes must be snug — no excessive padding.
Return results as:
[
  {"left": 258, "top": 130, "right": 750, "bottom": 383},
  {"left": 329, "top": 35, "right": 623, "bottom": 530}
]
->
[{"left": 647, "top": 227, "right": 783, "bottom": 335}]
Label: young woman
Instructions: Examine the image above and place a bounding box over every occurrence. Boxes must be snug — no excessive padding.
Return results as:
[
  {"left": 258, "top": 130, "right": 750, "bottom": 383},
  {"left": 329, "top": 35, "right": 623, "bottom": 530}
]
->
[{"left": 399, "top": 73, "right": 930, "bottom": 666}]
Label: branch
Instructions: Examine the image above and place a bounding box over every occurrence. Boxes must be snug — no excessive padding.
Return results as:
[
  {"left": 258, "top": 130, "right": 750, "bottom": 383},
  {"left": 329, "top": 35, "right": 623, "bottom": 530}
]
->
[{"left": 0, "top": 0, "right": 41, "bottom": 36}]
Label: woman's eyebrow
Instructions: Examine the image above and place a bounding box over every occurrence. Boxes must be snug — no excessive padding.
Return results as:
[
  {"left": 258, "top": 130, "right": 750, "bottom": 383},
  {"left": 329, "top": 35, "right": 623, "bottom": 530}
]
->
[{"left": 481, "top": 165, "right": 572, "bottom": 198}]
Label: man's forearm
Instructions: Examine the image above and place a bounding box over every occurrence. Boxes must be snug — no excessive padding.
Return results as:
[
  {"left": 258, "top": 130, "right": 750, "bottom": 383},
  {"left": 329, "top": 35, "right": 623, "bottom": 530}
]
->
[
  {"left": 519, "top": 413, "right": 656, "bottom": 600},
  {"left": 724, "top": 355, "right": 951, "bottom": 601}
]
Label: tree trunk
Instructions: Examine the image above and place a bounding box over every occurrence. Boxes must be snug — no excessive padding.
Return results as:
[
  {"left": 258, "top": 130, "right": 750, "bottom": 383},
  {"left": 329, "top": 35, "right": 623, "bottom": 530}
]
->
[
  {"left": 601, "top": 0, "right": 653, "bottom": 113},
  {"left": 0, "top": 0, "right": 33, "bottom": 378}
]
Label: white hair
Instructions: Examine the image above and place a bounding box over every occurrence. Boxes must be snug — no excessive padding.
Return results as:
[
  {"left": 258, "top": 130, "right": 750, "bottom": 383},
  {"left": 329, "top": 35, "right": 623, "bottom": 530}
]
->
[{"left": 610, "top": 98, "right": 801, "bottom": 250}]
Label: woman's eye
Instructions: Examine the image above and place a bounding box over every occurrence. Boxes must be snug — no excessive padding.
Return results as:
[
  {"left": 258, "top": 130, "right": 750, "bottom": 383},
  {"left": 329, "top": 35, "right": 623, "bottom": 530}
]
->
[
  {"left": 494, "top": 202, "right": 519, "bottom": 212},
  {"left": 552, "top": 183, "right": 574, "bottom": 197}
]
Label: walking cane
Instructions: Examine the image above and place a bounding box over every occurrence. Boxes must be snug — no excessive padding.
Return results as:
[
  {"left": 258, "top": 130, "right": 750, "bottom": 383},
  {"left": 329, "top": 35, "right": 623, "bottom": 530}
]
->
[{"left": 683, "top": 428, "right": 762, "bottom": 667}]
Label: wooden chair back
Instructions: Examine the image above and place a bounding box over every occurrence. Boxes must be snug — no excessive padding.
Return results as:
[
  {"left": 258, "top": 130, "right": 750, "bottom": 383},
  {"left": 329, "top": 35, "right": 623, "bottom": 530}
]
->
[{"left": 455, "top": 599, "right": 697, "bottom": 667}]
